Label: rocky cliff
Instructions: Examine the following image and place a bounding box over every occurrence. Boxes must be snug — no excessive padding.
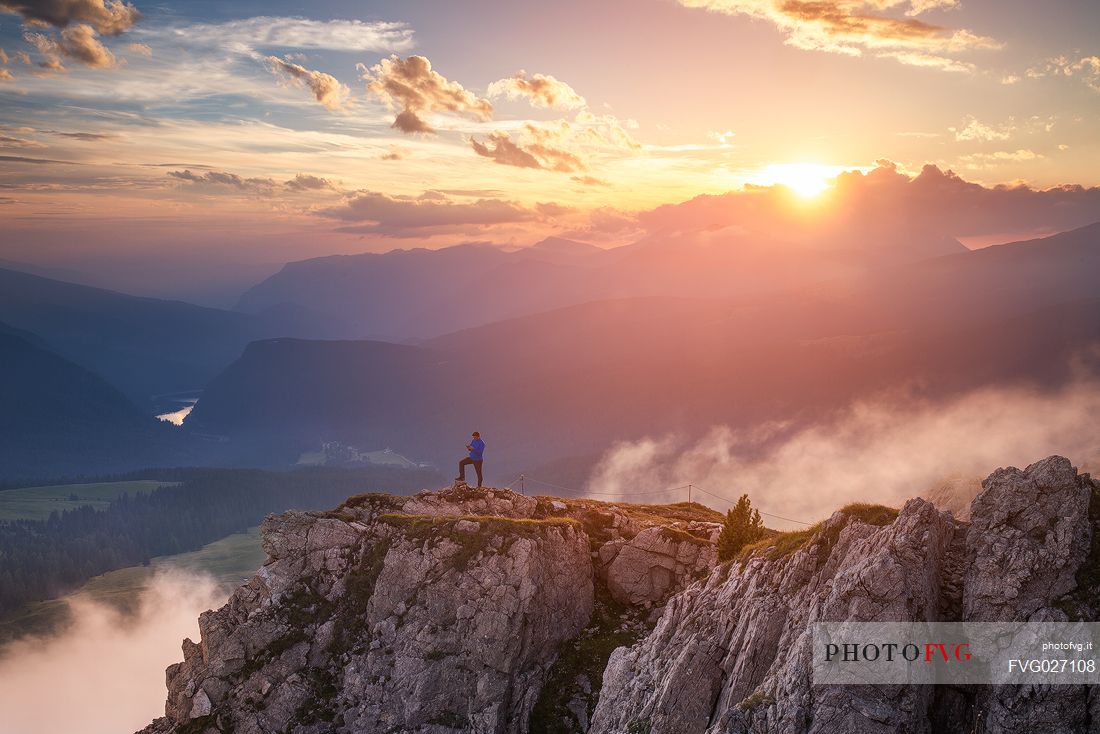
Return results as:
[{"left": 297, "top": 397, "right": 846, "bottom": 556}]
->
[{"left": 142, "top": 456, "right": 1100, "bottom": 734}]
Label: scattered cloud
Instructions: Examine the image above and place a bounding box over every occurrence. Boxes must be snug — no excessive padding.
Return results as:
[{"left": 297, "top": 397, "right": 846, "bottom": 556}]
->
[
  {"left": 285, "top": 172, "right": 335, "bottom": 191},
  {"left": 0, "top": 69, "right": 12, "bottom": 81},
  {"left": 266, "top": 56, "right": 349, "bottom": 111},
  {"left": 47, "top": 130, "right": 116, "bottom": 140},
  {"left": 126, "top": 41, "right": 150, "bottom": 57},
  {"left": 678, "top": 0, "right": 999, "bottom": 69},
  {"left": 471, "top": 122, "right": 585, "bottom": 172},
  {"left": 0, "top": 154, "right": 79, "bottom": 164},
  {"left": 0, "top": 0, "right": 140, "bottom": 35},
  {"left": 487, "top": 70, "right": 586, "bottom": 110},
  {"left": 317, "top": 190, "right": 535, "bottom": 236},
  {"left": 950, "top": 115, "right": 1011, "bottom": 142},
  {"left": 168, "top": 168, "right": 277, "bottom": 194},
  {"left": 135, "top": 17, "right": 414, "bottom": 56},
  {"left": 169, "top": 168, "right": 339, "bottom": 195},
  {"left": 1027, "top": 55, "right": 1100, "bottom": 92},
  {"left": 380, "top": 144, "right": 408, "bottom": 161},
  {"left": 24, "top": 23, "right": 117, "bottom": 69},
  {"left": 471, "top": 114, "right": 641, "bottom": 174},
  {"left": 957, "top": 149, "right": 1041, "bottom": 169},
  {"left": 361, "top": 55, "right": 492, "bottom": 134},
  {"left": 0, "top": 133, "right": 44, "bottom": 146},
  {"left": 571, "top": 175, "right": 610, "bottom": 187},
  {"left": 707, "top": 129, "right": 736, "bottom": 146},
  {"left": 0, "top": 48, "right": 9, "bottom": 64},
  {"left": 471, "top": 131, "right": 542, "bottom": 169}
]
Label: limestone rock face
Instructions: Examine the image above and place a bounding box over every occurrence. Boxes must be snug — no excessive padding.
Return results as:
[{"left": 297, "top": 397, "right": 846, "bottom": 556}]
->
[
  {"left": 141, "top": 457, "right": 1100, "bottom": 734},
  {"left": 140, "top": 486, "right": 722, "bottom": 734},
  {"left": 590, "top": 456, "right": 1100, "bottom": 734},
  {"left": 601, "top": 527, "right": 718, "bottom": 605},
  {"left": 964, "top": 456, "right": 1097, "bottom": 734},
  {"left": 590, "top": 498, "right": 956, "bottom": 734}
]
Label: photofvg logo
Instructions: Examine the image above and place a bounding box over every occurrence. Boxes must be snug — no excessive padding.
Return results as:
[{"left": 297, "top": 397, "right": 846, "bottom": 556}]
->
[{"left": 812, "top": 622, "right": 1100, "bottom": 685}]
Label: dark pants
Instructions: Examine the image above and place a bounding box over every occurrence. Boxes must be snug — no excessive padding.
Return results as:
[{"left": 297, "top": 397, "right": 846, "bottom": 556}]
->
[{"left": 458, "top": 458, "right": 483, "bottom": 487}]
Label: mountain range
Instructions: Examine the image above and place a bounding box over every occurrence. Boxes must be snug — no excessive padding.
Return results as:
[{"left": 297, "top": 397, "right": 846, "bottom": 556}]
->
[
  {"left": 2, "top": 221, "right": 1098, "bottom": 482},
  {"left": 189, "top": 223, "right": 1100, "bottom": 477}
]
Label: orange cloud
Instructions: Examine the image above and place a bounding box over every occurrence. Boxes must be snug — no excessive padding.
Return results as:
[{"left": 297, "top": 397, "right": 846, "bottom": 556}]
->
[
  {"left": 1027, "top": 55, "right": 1100, "bottom": 93},
  {"left": 679, "top": 0, "right": 999, "bottom": 69},
  {"left": 0, "top": 0, "right": 139, "bottom": 34},
  {"left": 285, "top": 173, "right": 335, "bottom": 191},
  {"left": 487, "top": 71, "right": 586, "bottom": 110},
  {"left": 168, "top": 169, "right": 277, "bottom": 194},
  {"left": 24, "top": 23, "right": 117, "bottom": 69},
  {"left": 266, "top": 56, "right": 349, "bottom": 111},
  {"left": 471, "top": 123, "right": 587, "bottom": 173},
  {"left": 361, "top": 55, "right": 493, "bottom": 134},
  {"left": 471, "top": 115, "right": 640, "bottom": 174}
]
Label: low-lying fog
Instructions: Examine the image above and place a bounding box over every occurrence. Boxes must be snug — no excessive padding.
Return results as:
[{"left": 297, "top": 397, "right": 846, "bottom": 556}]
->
[
  {"left": 588, "top": 378, "right": 1100, "bottom": 527},
  {"left": 0, "top": 571, "right": 225, "bottom": 734}
]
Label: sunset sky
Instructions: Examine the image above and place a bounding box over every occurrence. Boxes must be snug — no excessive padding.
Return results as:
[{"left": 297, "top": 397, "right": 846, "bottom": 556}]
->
[{"left": 0, "top": 0, "right": 1098, "bottom": 301}]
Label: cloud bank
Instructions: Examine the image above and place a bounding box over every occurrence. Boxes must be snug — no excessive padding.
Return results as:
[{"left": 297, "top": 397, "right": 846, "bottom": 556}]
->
[
  {"left": 0, "top": 570, "right": 224, "bottom": 734},
  {"left": 586, "top": 379, "right": 1100, "bottom": 528},
  {"left": 626, "top": 162, "right": 1100, "bottom": 243}
]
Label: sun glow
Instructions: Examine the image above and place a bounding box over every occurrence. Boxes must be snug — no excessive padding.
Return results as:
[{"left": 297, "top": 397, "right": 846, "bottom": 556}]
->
[{"left": 750, "top": 163, "right": 844, "bottom": 198}]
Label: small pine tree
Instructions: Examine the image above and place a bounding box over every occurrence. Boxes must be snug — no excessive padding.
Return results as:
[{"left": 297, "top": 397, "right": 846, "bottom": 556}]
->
[{"left": 717, "top": 493, "right": 766, "bottom": 561}]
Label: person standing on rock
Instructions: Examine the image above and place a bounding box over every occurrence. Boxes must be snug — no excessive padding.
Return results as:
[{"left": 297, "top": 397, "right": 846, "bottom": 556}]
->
[{"left": 456, "top": 431, "right": 485, "bottom": 487}]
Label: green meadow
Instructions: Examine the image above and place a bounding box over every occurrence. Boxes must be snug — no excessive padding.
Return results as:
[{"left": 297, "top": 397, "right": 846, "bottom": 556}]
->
[{"left": 0, "top": 480, "right": 178, "bottom": 521}]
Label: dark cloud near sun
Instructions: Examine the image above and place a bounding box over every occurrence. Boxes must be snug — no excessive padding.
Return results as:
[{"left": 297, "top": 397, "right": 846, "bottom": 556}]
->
[
  {"left": 361, "top": 55, "right": 493, "bottom": 134},
  {"left": 633, "top": 162, "right": 1100, "bottom": 242}
]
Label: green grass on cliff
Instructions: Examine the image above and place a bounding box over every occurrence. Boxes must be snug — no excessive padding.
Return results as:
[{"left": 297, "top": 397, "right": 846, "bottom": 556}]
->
[
  {"left": 377, "top": 513, "right": 581, "bottom": 571},
  {"left": 543, "top": 498, "right": 723, "bottom": 525},
  {"left": 736, "top": 502, "right": 899, "bottom": 564}
]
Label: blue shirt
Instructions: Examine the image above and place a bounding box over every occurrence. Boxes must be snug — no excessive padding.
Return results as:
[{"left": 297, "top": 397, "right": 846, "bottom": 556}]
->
[{"left": 468, "top": 438, "right": 485, "bottom": 461}]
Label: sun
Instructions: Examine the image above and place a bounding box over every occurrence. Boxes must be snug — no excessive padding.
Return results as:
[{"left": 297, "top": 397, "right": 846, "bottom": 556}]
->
[{"left": 751, "top": 163, "right": 840, "bottom": 198}]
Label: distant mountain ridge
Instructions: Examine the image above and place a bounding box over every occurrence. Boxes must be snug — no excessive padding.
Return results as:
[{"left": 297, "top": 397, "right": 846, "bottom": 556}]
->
[
  {"left": 0, "top": 267, "right": 334, "bottom": 408},
  {"left": 189, "top": 223, "right": 1100, "bottom": 475},
  {"left": 235, "top": 224, "right": 970, "bottom": 341},
  {"left": 0, "top": 323, "right": 185, "bottom": 480}
]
